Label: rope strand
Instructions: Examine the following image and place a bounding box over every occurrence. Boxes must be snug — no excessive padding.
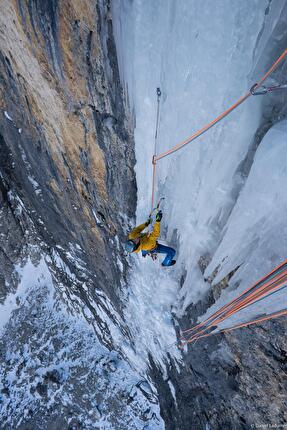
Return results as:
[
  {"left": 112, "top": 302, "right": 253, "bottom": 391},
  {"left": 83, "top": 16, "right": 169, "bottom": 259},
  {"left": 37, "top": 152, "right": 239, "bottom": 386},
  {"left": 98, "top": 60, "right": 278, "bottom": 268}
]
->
[
  {"left": 181, "top": 260, "right": 287, "bottom": 345},
  {"left": 153, "top": 47, "right": 287, "bottom": 166}
]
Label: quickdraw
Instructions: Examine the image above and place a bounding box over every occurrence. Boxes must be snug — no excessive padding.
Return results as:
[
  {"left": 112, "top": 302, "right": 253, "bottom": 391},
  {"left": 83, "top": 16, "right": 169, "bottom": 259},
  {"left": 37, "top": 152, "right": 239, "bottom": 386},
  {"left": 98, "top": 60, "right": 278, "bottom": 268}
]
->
[{"left": 250, "top": 83, "right": 287, "bottom": 96}]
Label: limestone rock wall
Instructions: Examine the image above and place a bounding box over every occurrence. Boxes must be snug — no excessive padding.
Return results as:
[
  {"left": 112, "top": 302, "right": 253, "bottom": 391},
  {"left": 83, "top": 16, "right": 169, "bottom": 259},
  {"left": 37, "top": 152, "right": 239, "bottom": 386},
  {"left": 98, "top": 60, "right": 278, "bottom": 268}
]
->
[{"left": 0, "top": 0, "right": 136, "bottom": 308}]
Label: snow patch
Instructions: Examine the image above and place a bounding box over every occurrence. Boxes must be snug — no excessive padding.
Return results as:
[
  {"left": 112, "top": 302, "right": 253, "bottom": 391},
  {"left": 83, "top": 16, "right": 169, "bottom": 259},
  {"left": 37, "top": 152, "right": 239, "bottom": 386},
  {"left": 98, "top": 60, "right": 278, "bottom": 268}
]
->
[
  {"left": 0, "top": 257, "right": 49, "bottom": 334},
  {"left": 4, "top": 111, "right": 13, "bottom": 121}
]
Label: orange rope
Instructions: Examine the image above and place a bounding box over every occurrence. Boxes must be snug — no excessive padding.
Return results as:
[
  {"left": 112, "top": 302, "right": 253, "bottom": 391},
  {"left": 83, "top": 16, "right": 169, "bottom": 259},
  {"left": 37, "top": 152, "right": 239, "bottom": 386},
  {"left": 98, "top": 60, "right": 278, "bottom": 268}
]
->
[
  {"left": 182, "top": 308, "right": 287, "bottom": 345},
  {"left": 186, "top": 269, "right": 287, "bottom": 337},
  {"left": 153, "top": 47, "right": 287, "bottom": 165},
  {"left": 222, "top": 308, "right": 287, "bottom": 333},
  {"left": 151, "top": 47, "right": 287, "bottom": 205},
  {"left": 155, "top": 92, "right": 250, "bottom": 162},
  {"left": 149, "top": 47, "right": 287, "bottom": 341},
  {"left": 151, "top": 156, "right": 157, "bottom": 210},
  {"left": 181, "top": 261, "right": 287, "bottom": 345},
  {"left": 182, "top": 258, "right": 287, "bottom": 335},
  {"left": 184, "top": 273, "right": 287, "bottom": 343}
]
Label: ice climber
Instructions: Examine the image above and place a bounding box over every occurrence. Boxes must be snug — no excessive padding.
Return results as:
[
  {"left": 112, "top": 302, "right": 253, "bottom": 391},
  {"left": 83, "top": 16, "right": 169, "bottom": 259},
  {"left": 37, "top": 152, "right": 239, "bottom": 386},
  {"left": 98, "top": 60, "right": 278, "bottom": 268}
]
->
[{"left": 125, "top": 210, "right": 176, "bottom": 266}]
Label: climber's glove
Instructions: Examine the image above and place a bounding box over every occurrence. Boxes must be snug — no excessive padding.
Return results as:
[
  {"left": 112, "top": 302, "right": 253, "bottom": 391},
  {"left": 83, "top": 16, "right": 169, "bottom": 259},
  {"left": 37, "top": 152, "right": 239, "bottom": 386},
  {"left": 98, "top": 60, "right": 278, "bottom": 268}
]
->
[
  {"left": 145, "top": 217, "right": 152, "bottom": 227},
  {"left": 156, "top": 210, "right": 163, "bottom": 222}
]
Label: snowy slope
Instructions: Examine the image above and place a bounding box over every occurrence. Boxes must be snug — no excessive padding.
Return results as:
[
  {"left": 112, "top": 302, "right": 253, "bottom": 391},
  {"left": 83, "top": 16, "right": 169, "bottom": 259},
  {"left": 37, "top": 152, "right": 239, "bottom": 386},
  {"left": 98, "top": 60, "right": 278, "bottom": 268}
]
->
[
  {"left": 0, "top": 253, "right": 163, "bottom": 429},
  {"left": 112, "top": 0, "right": 287, "bottom": 363}
]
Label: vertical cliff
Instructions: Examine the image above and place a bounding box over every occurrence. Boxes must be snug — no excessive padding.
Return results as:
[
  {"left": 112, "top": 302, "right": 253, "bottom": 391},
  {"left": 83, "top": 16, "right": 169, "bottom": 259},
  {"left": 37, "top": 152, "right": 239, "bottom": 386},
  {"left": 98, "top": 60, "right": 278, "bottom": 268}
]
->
[
  {"left": 112, "top": 1, "right": 287, "bottom": 429},
  {"left": 2, "top": 1, "right": 287, "bottom": 429},
  {"left": 0, "top": 0, "right": 136, "bottom": 317},
  {"left": 0, "top": 1, "right": 164, "bottom": 429}
]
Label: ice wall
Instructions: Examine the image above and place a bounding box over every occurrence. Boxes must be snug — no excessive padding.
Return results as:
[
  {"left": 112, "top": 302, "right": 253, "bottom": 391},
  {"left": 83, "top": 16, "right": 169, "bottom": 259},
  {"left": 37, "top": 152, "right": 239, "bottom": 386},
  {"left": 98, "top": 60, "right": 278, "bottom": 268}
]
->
[
  {"left": 112, "top": 0, "right": 287, "bottom": 363},
  {"left": 203, "top": 119, "right": 287, "bottom": 328}
]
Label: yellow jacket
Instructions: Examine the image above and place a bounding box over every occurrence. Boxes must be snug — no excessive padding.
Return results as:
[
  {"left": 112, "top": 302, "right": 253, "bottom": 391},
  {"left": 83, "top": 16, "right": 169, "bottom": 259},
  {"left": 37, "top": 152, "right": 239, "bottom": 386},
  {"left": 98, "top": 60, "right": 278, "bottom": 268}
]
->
[{"left": 128, "top": 222, "right": 160, "bottom": 253}]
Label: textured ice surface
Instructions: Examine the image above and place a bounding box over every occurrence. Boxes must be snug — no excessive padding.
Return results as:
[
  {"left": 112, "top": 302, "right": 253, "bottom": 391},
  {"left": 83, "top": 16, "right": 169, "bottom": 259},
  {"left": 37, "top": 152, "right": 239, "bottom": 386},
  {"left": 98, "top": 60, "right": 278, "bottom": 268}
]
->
[
  {"left": 112, "top": 0, "right": 287, "bottom": 358},
  {"left": 124, "top": 257, "right": 181, "bottom": 369},
  {"left": 203, "top": 119, "right": 287, "bottom": 330}
]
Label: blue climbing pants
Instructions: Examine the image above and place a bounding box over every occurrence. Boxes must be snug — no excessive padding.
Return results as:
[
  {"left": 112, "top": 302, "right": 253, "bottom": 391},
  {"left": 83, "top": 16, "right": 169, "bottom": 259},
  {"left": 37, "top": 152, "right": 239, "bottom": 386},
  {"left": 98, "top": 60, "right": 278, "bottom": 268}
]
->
[{"left": 142, "top": 243, "right": 176, "bottom": 266}]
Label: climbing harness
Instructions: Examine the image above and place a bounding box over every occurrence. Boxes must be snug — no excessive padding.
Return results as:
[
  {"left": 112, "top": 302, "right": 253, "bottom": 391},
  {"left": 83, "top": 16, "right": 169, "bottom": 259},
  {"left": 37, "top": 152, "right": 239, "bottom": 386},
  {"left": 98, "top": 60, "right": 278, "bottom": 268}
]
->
[
  {"left": 143, "top": 252, "right": 158, "bottom": 261},
  {"left": 150, "top": 47, "right": 287, "bottom": 210},
  {"left": 180, "top": 258, "right": 287, "bottom": 346}
]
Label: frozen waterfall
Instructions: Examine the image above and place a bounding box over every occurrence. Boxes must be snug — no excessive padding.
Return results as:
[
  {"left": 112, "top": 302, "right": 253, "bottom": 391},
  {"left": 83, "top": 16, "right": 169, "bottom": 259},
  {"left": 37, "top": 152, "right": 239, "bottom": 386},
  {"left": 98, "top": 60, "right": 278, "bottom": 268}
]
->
[{"left": 112, "top": 0, "right": 287, "bottom": 365}]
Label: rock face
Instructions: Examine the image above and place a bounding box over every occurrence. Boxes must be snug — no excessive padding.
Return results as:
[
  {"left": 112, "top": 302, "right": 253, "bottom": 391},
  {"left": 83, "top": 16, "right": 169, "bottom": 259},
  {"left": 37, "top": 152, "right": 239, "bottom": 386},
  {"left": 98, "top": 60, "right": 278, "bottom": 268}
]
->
[
  {"left": 150, "top": 305, "right": 287, "bottom": 430},
  {"left": 0, "top": 1, "right": 155, "bottom": 429},
  {"left": 0, "top": 0, "right": 136, "bottom": 319},
  {"left": 1, "top": 1, "right": 287, "bottom": 430}
]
